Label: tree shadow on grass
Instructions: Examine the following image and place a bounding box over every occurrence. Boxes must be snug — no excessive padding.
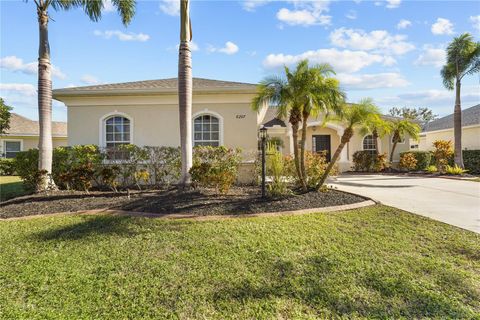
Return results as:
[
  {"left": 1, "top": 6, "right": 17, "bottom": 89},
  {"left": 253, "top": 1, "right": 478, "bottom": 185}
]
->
[{"left": 213, "top": 255, "right": 479, "bottom": 318}]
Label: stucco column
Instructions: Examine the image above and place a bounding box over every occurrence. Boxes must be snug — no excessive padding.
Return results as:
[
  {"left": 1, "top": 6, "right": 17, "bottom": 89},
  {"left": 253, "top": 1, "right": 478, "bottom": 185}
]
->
[
  {"left": 340, "top": 145, "right": 348, "bottom": 162},
  {"left": 287, "top": 122, "right": 294, "bottom": 155}
]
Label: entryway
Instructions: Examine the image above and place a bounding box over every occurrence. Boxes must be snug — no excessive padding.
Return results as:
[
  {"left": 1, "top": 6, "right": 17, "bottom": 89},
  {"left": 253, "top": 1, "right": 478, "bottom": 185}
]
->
[{"left": 312, "top": 135, "right": 331, "bottom": 162}]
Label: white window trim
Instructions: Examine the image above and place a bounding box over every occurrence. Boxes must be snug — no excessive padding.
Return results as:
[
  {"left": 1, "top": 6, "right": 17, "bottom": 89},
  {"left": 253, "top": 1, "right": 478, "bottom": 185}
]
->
[
  {"left": 361, "top": 134, "right": 377, "bottom": 153},
  {"left": 99, "top": 112, "right": 134, "bottom": 148},
  {"left": 1, "top": 139, "right": 23, "bottom": 158},
  {"left": 192, "top": 109, "right": 224, "bottom": 146}
]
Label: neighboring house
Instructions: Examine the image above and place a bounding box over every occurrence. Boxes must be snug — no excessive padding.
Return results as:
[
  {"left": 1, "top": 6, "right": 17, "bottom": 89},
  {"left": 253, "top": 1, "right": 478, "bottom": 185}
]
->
[
  {"left": 419, "top": 104, "right": 480, "bottom": 151},
  {"left": 53, "top": 77, "right": 413, "bottom": 175},
  {"left": 0, "top": 113, "right": 67, "bottom": 158}
]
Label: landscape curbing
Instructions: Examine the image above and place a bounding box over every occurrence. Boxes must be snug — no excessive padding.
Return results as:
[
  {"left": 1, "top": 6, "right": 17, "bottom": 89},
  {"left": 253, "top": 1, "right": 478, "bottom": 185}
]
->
[{"left": 1, "top": 199, "right": 377, "bottom": 221}]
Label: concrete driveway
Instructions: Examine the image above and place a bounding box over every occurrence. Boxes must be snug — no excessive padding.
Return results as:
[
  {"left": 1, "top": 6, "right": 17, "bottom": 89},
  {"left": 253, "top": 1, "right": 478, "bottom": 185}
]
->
[{"left": 329, "top": 174, "right": 480, "bottom": 233}]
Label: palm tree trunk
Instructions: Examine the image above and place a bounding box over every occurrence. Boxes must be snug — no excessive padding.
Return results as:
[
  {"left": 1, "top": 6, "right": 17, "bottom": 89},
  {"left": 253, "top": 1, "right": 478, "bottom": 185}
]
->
[
  {"left": 454, "top": 79, "right": 463, "bottom": 168},
  {"left": 37, "top": 5, "right": 56, "bottom": 191},
  {"left": 389, "top": 142, "right": 397, "bottom": 163},
  {"left": 316, "top": 127, "right": 353, "bottom": 190},
  {"left": 291, "top": 122, "right": 306, "bottom": 190},
  {"left": 373, "top": 129, "right": 379, "bottom": 157},
  {"left": 299, "top": 112, "right": 309, "bottom": 189},
  {"left": 178, "top": 0, "right": 192, "bottom": 186}
]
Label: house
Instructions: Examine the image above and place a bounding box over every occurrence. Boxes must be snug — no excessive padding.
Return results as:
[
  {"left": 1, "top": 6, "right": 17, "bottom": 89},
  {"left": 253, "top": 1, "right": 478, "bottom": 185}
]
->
[
  {"left": 0, "top": 113, "right": 67, "bottom": 158},
  {"left": 419, "top": 104, "right": 480, "bottom": 151},
  {"left": 53, "top": 77, "right": 413, "bottom": 176}
]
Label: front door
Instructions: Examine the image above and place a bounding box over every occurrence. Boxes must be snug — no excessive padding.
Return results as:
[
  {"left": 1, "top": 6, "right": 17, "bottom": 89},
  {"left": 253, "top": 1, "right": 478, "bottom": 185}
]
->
[{"left": 312, "top": 135, "right": 331, "bottom": 162}]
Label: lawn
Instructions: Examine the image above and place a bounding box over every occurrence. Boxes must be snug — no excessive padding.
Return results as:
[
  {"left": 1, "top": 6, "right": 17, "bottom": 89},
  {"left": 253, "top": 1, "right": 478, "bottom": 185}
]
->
[
  {"left": 0, "top": 205, "right": 479, "bottom": 319},
  {"left": 0, "top": 176, "right": 28, "bottom": 202}
]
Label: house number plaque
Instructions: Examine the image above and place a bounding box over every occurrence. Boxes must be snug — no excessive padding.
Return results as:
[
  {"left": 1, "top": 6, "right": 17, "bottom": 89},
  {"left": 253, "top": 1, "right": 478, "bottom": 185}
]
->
[{"left": 236, "top": 115, "right": 246, "bottom": 119}]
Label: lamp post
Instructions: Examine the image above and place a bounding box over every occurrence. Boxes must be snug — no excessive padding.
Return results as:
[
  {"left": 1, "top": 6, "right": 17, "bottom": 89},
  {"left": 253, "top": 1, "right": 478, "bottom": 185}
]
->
[{"left": 259, "top": 126, "right": 268, "bottom": 198}]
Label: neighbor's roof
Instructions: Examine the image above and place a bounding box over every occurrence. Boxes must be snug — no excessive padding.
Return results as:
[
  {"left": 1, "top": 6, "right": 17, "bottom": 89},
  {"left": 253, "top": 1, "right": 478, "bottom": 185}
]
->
[
  {"left": 3, "top": 113, "right": 67, "bottom": 137},
  {"left": 423, "top": 104, "right": 480, "bottom": 132},
  {"left": 263, "top": 118, "right": 287, "bottom": 128},
  {"left": 53, "top": 77, "right": 257, "bottom": 97}
]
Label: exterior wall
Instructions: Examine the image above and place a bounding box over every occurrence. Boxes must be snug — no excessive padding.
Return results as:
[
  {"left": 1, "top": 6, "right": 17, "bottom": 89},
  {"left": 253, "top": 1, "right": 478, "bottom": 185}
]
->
[
  {"left": 63, "top": 93, "right": 259, "bottom": 158},
  {"left": 0, "top": 135, "right": 67, "bottom": 157},
  {"left": 419, "top": 125, "right": 480, "bottom": 151}
]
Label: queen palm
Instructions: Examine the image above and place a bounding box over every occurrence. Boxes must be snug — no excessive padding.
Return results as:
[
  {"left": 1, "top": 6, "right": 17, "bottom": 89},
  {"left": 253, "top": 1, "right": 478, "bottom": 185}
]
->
[
  {"left": 316, "top": 98, "right": 381, "bottom": 190},
  {"left": 178, "top": 0, "right": 193, "bottom": 186},
  {"left": 388, "top": 119, "right": 420, "bottom": 162},
  {"left": 32, "top": 0, "right": 136, "bottom": 191},
  {"left": 441, "top": 33, "right": 480, "bottom": 168},
  {"left": 362, "top": 115, "right": 391, "bottom": 156}
]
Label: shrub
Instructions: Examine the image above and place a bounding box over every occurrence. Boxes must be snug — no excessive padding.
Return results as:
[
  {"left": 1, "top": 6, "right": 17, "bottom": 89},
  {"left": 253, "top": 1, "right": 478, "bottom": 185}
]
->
[
  {"left": 111, "top": 144, "right": 149, "bottom": 187},
  {"left": 144, "top": 146, "right": 181, "bottom": 186},
  {"left": 433, "top": 140, "right": 453, "bottom": 173},
  {"left": 401, "top": 151, "right": 431, "bottom": 170},
  {"left": 0, "top": 158, "right": 16, "bottom": 176},
  {"left": 265, "top": 142, "right": 290, "bottom": 196},
  {"left": 463, "top": 150, "right": 480, "bottom": 174},
  {"left": 426, "top": 165, "right": 438, "bottom": 173},
  {"left": 352, "top": 151, "right": 375, "bottom": 172},
  {"left": 399, "top": 152, "right": 417, "bottom": 171},
  {"left": 190, "top": 146, "right": 242, "bottom": 194},
  {"left": 304, "top": 151, "right": 337, "bottom": 188},
  {"left": 373, "top": 153, "right": 388, "bottom": 172},
  {"left": 96, "top": 165, "right": 121, "bottom": 192},
  {"left": 13, "top": 149, "right": 42, "bottom": 190},
  {"left": 445, "top": 164, "right": 468, "bottom": 175}
]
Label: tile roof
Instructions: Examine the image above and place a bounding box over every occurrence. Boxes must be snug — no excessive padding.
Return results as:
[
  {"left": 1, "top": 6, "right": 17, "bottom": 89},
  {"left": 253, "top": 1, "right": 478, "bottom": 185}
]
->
[
  {"left": 423, "top": 104, "right": 480, "bottom": 132},
  {"left": 53, "top": 77, "right": 257, "bottom": 96},
  {"left": 3, "top": 113, "right": 67, "bottom": 137}
]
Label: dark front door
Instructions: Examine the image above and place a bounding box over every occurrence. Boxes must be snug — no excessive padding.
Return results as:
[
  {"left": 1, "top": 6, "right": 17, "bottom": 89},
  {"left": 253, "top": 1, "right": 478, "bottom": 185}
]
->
[{"left": 313, "top": 135, "right": 331, "bottom": 162}]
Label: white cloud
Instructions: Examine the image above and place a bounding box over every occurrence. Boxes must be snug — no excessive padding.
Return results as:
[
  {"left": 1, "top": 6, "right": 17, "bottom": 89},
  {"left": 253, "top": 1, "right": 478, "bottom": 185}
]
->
[
  {"left": 103, "top": 0, "right": 115, "bottom": 12},
  {"left": 385, "top": 0, "right": 401, "bottom": 9},
  {"left": 276, "top": 1, "right": 331, "bottom": 27},
  {"left": 94, "top": 30, "right": 150, "bottom": 42},
  {"left": 431, "top": 18, "right": 454, "bottom": 35},
  {"left": 263, "top": 48, "right": 395, "bottom": 73},
  {"left": 397, "top": 19, "right": 411, "bottom": 29},
  {"left": 0, "top": 55, "right": 66, "bottom": 79},
  {"left": 0, "top": 83, "right": 37, "bottom": 96},
  {"left": 80, "top": 74, "right": 100, "bottom": 85},
  {"left": 338, "top": 72, "right": 409, "bottom": 89},
  {"left": 242, "top": 0, "right": 270, "bottom": 12},
  {"left": 159, "top": 0, "right": 179, "bottom": 16},
  {"left": 329, "top": 28, "right": 415, "bottom": 55},
  {"left": 470, "top": 15, "right": 480, "bottom": 32},
  {"left": 208, "top": 41, "right": 239, "bottom": 55},
  {"left": 414, "top": 45, "right": 446, "bottom": 68},
  {"left": 346, "top": 10, "right": 357, "bottom": 20}
]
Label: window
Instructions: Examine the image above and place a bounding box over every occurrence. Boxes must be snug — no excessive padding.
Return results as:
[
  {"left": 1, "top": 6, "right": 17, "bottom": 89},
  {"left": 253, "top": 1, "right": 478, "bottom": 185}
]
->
[
  {"left": 193, "top": 114, "right": 220, "bottom": 146},
  {"left": 3, "top": 141, "right": 21, "bottom": 158},
  {"left": 362, "top": 135, "right": 376, "bottom": 155},
  {"left": 105, "top": 116, "right": 130, "bottom": 148}
]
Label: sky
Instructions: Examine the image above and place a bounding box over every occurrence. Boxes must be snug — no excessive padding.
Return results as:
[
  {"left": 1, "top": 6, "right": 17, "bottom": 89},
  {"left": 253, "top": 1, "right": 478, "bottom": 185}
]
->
[{"left": 1, "top": 0, "right": 479, "bottom": 122}]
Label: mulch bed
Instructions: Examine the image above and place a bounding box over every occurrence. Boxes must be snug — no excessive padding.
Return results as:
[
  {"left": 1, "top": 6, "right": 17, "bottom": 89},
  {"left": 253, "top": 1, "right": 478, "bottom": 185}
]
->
[{"left": 0, "top": 186, "right": 367, "bottom": 219}]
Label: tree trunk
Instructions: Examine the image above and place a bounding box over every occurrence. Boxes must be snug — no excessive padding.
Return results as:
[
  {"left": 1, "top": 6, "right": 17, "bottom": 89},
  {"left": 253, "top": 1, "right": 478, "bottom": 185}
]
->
[
  {"left": 453, "top": 79, "right": 463, "bottom": 168},
  {"left": 389, "top": 141, "right": 397, "bottom": 163},
  {"left": 178, "top": 0, "right": 192, "bottom": 186},
  {"left": 291, "top": 121, "right": 306, "bottom": 190},
  {"left": 299, "top": 111, "right": 309, "bottom": 190},
  {"left": 316, "top": 127, "right": 353, "bottom": 190},
  {"left": 37, "top": 6, "right": 56, "bottom": 191},
  {"left": 373, "top": 129, "right": 379, "bottom": 157}
]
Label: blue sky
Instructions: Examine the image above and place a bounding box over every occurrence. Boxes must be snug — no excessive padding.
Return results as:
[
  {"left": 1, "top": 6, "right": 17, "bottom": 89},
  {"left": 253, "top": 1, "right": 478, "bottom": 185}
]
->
[{"left": 1, "top": 0, "right": 479, "bottom": 122}]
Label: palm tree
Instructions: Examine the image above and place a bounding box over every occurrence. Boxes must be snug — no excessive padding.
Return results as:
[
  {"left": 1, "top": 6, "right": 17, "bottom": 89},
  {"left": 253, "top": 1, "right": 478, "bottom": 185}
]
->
[
  {"left": 388, "top": 119, "right": 420, "bottom": 162},
  {"left": 315, "top": 99, "right": 381, "bottom": 189},
  {"left": 441, "top": 33, "right": 480, "bottom": 168},
  {"left": 362, "top": 115, "right": 391, "bottom": 156},
  {"left": 32, "top": 0, "right": 136, "bottom": 191},
  {"left": 252, "top": 60, "right": 344, "bottom": 191},
  {"left": 178, "top": 0, "right": 193, "bottom": 186}
]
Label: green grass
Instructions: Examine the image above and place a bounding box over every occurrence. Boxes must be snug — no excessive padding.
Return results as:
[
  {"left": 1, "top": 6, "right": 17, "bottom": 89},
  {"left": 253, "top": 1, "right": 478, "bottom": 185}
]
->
[
  {"left": 0, "top": 176, "right": 28, "bottom": 202},
  {"left": 0, "top": 205, "right": 479, "bottom": 319}
]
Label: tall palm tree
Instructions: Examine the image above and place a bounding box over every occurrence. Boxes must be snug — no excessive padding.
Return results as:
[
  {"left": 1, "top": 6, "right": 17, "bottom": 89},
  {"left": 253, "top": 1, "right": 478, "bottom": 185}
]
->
[
  {"left": 388, "top": 119, "right": 420, "bottom": 162},
  {"left": 441, "top": 33, "right": 480, "bottom": 168},
  {"left": 252, "top": 60, "right": 344, "bottom": 191},
  {"left": 178, "top": 0, "right": 193, "bottom": 186},
  {"left": 316, "top": 98, "right": 381, "bottom": 190},
  {"left": 32, "top": 0, "right": 136, "bottom": 191}
]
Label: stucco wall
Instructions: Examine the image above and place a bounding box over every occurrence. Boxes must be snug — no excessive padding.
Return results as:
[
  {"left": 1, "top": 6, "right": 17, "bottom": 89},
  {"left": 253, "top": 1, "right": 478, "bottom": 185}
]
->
[
  {"left": 0, "top": 136, "right": 67, "bottom": 156},
  {"left": 419, "top": 125, "right": 480, "bottom": 151},
  {"left": 63, "top": 93, "right": 259, "bottom": 157}
]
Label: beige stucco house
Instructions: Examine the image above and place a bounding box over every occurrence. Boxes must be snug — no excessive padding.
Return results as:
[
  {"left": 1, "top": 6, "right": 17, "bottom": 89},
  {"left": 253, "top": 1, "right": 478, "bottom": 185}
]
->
[
  {"left": 419, "top": 104, "right": 480, "bottom": 151},
  {"left": 53, "top": 77, "right": 413, "bottom": 174},
  {"left": 0, "top": 113, "right": 67, "bottom": 158}
]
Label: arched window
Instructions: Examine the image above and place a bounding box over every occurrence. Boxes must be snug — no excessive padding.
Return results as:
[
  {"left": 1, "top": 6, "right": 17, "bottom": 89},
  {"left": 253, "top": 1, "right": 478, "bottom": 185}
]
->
[
  {"left": 362, "top": 135, "right": 376, "bottom": 155},
  {"left": 104, "top": 115, "right": 131, "bottom": 148},
  {"left": 193, "top": 114, "right": 220, "bottom": 146}
]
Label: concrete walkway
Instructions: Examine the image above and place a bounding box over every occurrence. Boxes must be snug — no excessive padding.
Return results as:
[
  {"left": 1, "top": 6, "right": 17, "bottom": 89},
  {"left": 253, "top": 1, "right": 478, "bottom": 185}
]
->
[{"left": 329, "top": 174, "right": 480, "bottom": 233}]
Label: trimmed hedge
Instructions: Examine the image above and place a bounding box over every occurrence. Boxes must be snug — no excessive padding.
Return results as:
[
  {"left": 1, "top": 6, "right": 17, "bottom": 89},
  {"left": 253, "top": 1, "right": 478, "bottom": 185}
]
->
[
  {"left": 0, "top": 158, "right": 16, "bottom": 176},
  {"left": 463, "top": 150, "right": 480, "bottom": 174},
  {"left": 399, "top": 151, "right": 432, "bottom": 171}
]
